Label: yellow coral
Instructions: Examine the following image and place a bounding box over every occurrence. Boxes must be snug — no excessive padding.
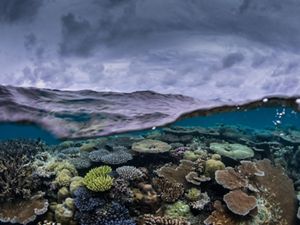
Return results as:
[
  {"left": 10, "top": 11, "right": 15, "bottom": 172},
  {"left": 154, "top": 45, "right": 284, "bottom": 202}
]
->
[
  {"left": 55, "top": 169, "right": 72, "bottom": 187},
  {"left": 83, "top": 166, "right": 113, "bottom": 192},
  {"left": 204, "top": 159, "right": 225, "bottom": 178},
  {"left": 47, "top": 161, "right": 77, "bottom": 176}
]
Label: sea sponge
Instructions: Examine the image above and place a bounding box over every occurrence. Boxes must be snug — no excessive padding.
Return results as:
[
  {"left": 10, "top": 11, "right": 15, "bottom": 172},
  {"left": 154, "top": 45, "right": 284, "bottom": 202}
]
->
[
  {"left": 83, "top": 166, "right": 114, "bottom": 192},
  {"left": 204, "top": 158, "right": 225, "bottom": 178}
]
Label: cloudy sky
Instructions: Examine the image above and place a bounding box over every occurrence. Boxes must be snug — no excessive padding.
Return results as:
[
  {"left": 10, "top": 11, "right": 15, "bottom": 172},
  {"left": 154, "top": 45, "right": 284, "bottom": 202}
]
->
[{"left": 0, "top": 0, "right": 300, "bottom": 101}]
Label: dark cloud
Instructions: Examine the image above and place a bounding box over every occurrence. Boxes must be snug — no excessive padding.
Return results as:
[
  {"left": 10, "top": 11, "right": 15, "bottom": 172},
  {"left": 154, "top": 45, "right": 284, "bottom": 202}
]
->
[
  {"left": 57, "top": 0, "right": 300, "bottom": 58},
  {"left": 60, "top": 13, "right": 98, "bottom": 57},
  {"left": 222, "top": 53, "right": 245, "bottom": 69},
  {"left": 24, "top": 33, "right": 37, "bottom": 50},
  {"left": 0, "top": 0, "right": 42, "bottom": 23}
]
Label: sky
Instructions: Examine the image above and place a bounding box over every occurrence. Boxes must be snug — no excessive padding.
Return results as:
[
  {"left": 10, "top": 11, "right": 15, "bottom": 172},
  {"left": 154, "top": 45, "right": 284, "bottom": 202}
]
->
[{"left": 0, "top": 0, "right": 300, "bottom": 101}]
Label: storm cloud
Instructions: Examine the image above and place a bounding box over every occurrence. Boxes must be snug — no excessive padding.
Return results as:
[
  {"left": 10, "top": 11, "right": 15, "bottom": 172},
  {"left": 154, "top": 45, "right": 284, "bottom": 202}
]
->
[
  {"left": 0, "top": 0, "right": 42, "bottom": 23},
  {"left": 0, "top": 0, "right": 300, "bottom": 102}
]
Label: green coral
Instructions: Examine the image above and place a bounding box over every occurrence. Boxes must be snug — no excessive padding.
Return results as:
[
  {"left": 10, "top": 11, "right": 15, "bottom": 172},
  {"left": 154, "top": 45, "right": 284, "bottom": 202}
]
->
[
  {"left": 55, "top": 169, "right": 73, "bottom": 187},
  {"left": 47, "top": 161, "right": 78, "bottom": 177},
  {"left": 183, "top": 151, "right": 199, "bottom": 161},
  {"left": 185, "top": 188, "right": 201, "bottom": 202},
  {"left": 165, "top": 201, "right": 191, "bottom": 219},
  {"left": 83, "top": 166, "right": 114, "bottom": 192}
]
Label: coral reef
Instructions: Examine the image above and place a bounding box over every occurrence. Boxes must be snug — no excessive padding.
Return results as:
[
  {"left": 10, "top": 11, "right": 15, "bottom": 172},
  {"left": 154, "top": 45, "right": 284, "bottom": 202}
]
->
[
  {"left": 209, "top": 142, "right": 254, "bottom": 160},
  {"left": 132, "top": 139, "right": 172, "bottom": 153},
  {"left": 189, "top": 192, "right": 210, "bottom": 211},
  {"left": 140, "top": 214, "right": 190, "bottom": 225},
  {"left": 100, "top": 150, "right": 133, "bottom": 165},
  {"left": 83, "top": 166, "right": 114, "bottom": 192},
  {"left": 1, "top": 120, "right": 300, "bottom": 224},
  {"left": 0, "top": 192, "right": 48, "bottom": 225},
  {"left": 223, "top": 190, "right": 257, "bottom": 216},
  {"left": 116, "top": 166, "right": 143, "bottom": 181},
  {"left": 165, "top": 201, "right": 191, "bottom": 219},
  {"left": 153, "top": 178, "right": 184, "bottom": 203},
  {"left": 74, "top": 187, "right": 135, "bottom": 225}
]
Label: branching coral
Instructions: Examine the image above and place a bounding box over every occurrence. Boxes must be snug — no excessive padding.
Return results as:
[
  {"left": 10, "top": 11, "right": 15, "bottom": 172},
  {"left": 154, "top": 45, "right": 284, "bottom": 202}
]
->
[
  {"left": 153, "top": 178, "right": 184, "bottom": 203},
  {"left": 0, "top": 139, "right": 49, "bottom": 224},
  {"left": 140, "top": 214, "right": 190, "bottom": 225},
  {"left": 116, "top": 166, "right": 143, "bottom": 181},
  {"left": 74, "top": 187, "right": 135, "bottom": 225},
  {"left": 83, "top": 166, "right": 114, "bottom": 192},
  {"left": 0, "top": 139, "right": 43, "bottom": 201}
]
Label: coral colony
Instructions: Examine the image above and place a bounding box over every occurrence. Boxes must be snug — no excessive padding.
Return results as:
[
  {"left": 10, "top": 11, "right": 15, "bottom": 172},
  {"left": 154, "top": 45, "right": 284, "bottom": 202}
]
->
[{"left": 0, "top": 123, "right": 300, "bottom": 225}]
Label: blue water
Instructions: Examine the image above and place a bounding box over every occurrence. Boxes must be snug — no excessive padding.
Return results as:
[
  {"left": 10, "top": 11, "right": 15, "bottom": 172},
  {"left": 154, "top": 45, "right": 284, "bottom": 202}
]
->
[
  {"left": 0, "top": 123, "right": 59, "bottom": 144},
  {"left": 0, "top": 106, "right": 299, "bottom": 143},
  {"left": 174, "top": 107, "right": 299, "bottom": 129}
]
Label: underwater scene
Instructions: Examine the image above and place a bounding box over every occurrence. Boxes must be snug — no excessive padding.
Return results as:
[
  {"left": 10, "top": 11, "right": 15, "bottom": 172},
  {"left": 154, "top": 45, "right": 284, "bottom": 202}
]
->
[{"left": 1, "top": 102, "right": 300, "bottom": 225}]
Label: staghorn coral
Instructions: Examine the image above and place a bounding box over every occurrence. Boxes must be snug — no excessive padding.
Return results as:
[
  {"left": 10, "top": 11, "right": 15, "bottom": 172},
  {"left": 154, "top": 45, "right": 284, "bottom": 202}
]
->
[
  {"left": 83, "top": 166, "right": 114, "bottom": 192},
  {"left": 0, "top": 139, "right": 43, "bottom": 201},
  {"left": 140, "top": 214, "right": 190, "bottom": 225},
  {"left": 153, "top": 178, "right": 184, "bottom": 203},
  {"left": 0, "top": 140, "right": 49, "bottom": 224},
  {"left": 116, "top": 166, "right": 143, "bottom": 181},
  {"left": 132, "top": 139, "right": 172, "bottom": 153}
]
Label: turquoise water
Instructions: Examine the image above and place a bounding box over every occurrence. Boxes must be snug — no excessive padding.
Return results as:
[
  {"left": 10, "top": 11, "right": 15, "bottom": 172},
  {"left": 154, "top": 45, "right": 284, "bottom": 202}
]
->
[{"left": 1, "top": 106, "right": 298, "bottom": 142}]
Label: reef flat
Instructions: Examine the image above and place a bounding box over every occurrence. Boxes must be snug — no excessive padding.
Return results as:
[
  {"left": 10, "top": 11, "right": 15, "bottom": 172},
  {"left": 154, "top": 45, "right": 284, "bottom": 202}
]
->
[{"left": 1, "top": 121, "right": 300, "bottom": 225}]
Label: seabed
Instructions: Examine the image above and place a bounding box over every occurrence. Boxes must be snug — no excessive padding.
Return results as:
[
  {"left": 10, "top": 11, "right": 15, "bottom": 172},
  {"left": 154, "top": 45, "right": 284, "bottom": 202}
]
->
[{"left": 0, "top": 106, "right": 300, "bottom": 225}]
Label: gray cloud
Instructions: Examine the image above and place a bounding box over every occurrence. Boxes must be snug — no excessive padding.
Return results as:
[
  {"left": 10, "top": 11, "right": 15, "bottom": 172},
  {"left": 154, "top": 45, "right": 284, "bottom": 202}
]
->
[
  {"left": 1, "top": 0, "right": 300, "bottom": 102},
  {"left": 0, "top": 0, "right": 42, "bottom": 23},
  {"left": 222, "top": 53, "right": 245, "bottom": 69},
  {"left": 60, "top": 13, "right": 98, "bottom": 57}
]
